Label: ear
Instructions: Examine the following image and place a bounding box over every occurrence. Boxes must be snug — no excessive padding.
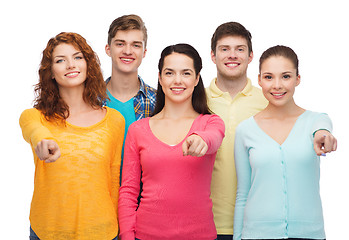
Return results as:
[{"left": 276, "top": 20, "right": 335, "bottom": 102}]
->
[
  {"left": 258, "top": 74, "right": 263, "bottom": 87},
  {"left": 210, "top": 50, "right": 216, "bottom": 64},
  {"left": 248, "top": 51, "right": 254, "bottom": 64},
  {"left": 158, "top": 72, "right": 163, "bottom": 87},
  {"left": 105, "top": 44, "right": 111, "bottom": 57},
  {"left": 296, "top": 74, "right": 301, "bottom": 86},
  {"left": 143, "top": 48, "right": 147, "bottom": 59},
  {"left": 195, "top": 73, "right": 200, "bottom": 86}
]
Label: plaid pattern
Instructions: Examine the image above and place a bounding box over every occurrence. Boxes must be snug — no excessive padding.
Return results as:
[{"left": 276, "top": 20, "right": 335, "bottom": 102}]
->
[{"left": 105, "top": 76, "right": 156, "bottom": 120}]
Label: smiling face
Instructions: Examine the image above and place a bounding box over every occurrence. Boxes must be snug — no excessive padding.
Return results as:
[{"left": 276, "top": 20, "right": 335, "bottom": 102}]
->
[
  {"left": 211, "top": 35, "right": 253, "bottom": 81},
  {"left": 105, "top": 29, "right": 146, "bottom": 75},
  {"left": 258, "top": 55, "right": 300, "bottom": 108},
  {"left": 159, "top": 52, "right": 199, "bottom": 105},
  {"left": 51, "top": 43, "right": 87, "bottom": 90}
]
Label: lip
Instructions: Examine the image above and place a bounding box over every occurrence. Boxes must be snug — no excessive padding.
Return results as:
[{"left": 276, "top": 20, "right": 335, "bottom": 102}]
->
[
  {"left": 120, "top": 57, "right": 135, "bottom": 64},
  {"left": 225, "top": 62, "right": 240, "bottom": 68},
  {"left": 170, "top": 87, "right": 186, "bottom": 94},
  {"left": 65, "top": 71, "right": 80, "bottom": 78},
  {"left": 271, "top": 92, "right": 286, "bottom": 99}
]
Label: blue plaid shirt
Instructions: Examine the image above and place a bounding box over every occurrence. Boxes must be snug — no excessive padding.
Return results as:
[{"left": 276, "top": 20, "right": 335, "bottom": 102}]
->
[{"left": 104, "top": 76, "right": 156, "bottom": 120}]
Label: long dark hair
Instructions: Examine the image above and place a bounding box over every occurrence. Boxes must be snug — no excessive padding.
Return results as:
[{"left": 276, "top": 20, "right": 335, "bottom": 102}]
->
[{"left": 152, "top": 43, "right": 211, "bottom": 116}]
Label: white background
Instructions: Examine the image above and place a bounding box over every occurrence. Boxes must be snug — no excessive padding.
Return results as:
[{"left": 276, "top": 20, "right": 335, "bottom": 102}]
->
[{"left": 1, "top": 0, "right": 348, "bottom": 238}]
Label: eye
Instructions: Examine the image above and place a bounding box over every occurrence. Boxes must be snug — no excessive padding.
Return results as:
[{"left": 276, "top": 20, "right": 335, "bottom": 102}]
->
[
  {"left": 283, "top": 74, "right": 291, "bottom": 79},
  {"left": 164, "top": 71, "right": 173, "bottom": 76},
  {"left": 75, "top": 55, "right": 84, "bottom": 60},
  {"left": 133, "top": 43, "right": 142, "bottom": 48},
  {"left": 264, "top": 75, "right": 272, "bottom": 80},
  {"left": 55, "top": 59, "right": 64, "bottom": 64},
  {"left": 237, "top": 48, "right": 244, "bottom": 52},
  {"left": 183, "top": 71, "right": 192, "bottom": 76}
]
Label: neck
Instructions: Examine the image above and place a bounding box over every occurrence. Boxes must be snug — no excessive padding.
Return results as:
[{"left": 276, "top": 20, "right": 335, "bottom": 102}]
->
[
  {"left": 262, "top": 100, "right": 304, "bottom": 119},
  {"left": 59, "top": 86, "right": 92, "bottom": 116},
  {"left": 216, "top": 73, "right": 247, "bottom": 99},
  {"left": 156, "top": 101, "right": 198, "bottom": 120},
  {"left": 107, "top": 70, "right": 140, "bottom": 101}
]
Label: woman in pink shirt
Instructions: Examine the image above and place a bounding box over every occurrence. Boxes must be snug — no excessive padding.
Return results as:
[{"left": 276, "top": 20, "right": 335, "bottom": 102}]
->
[{"left": 118, "top": 43, "right": 225, "bottom": 240}]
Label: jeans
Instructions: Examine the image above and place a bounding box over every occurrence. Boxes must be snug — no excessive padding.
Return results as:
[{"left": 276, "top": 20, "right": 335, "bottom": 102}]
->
[
  {"left": 30, "top": 227, "right": 117, "bottom": 240},
  {"left": 217, "top": 235, "right": 233, "bottom": 240}
]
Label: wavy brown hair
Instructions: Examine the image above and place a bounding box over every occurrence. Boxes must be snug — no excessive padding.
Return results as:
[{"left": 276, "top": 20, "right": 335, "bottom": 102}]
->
[{"left": 34, "top": 32, "right": 107, "bottom": 121}]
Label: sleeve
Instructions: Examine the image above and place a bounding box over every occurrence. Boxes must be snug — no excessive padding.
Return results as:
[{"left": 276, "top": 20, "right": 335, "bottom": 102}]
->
[
  {"left": 118, "top": 124, "right": 142, "bottom": 240},
  {"left": 192, "top": 114, "right": 225, "bottom": 155},
  {"left": 110, "top": 115, "right": 125, "bottom": 218},
  {"left": 311, "top": 113, "right": 333, "bottom": 136},
  {"left": 19, "top": 108, "right": 56, "bottom": 148},
  {"left": 233, "top": 124, "right": 252, "bottom": 240}
]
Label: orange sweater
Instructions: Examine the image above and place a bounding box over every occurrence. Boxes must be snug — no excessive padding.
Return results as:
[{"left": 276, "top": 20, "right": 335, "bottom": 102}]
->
[{"left": 19, "top": 107, "right": 125, "bottom": 240}]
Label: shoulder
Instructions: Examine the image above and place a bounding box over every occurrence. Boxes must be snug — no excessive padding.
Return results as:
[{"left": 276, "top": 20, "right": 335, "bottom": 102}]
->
[
  {"left": 105, "top": 107, "right": 125, "bottom": 125},
  {"left": 196, "top": 114, "right": 225, "bottom": 130},
  {"left": 236, "top": 116, "right": 254, "bottom": 134},
  {"left": 139, "top": 76, "right": 157, "bottom": 96},
  {"left": 19, "top": 108, "right": 43, "bottom": 122},
  {"left": 129, "top": 117, "right": 149, "bottom": 131}
]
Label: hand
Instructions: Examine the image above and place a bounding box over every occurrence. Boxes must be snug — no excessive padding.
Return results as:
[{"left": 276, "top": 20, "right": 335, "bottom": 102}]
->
[
  {"left": 313, "top": 130, "right": 337, "bottom": 156},
  {"left": 182, "top": 134, "right": 208, "bottom": 157},
  {"left": 35, "top": 139, "right": 61, "bottom": 163}
]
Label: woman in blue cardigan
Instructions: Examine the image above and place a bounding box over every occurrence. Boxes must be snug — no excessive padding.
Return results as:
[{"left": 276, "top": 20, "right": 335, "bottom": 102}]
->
[{"left": 233, "top": 45, "right": 337, "bottom": 240}]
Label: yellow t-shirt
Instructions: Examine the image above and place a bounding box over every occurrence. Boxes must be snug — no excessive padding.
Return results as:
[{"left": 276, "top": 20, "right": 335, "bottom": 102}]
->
[
  {"left": 206, "top": 78, "right": 268, "bottom": 235},
  {"left": 19, "top": 107, "right": 125, "bottom": 240}
]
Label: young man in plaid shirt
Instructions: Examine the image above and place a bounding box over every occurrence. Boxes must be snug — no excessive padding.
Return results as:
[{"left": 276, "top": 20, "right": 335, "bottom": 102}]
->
[{"left": 104, "top": 14, "right": 156, "bottom": 170}]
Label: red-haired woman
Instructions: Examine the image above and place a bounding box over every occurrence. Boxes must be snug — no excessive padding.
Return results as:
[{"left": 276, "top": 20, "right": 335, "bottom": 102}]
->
[{"left": 19, "top": 32, "right": 124, "bottom": 240}]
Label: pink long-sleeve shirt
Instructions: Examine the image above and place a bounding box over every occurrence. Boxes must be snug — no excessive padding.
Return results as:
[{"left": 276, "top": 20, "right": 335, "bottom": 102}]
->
[{"left": 118, "top": 114, "right": 225, "bottom": 240}]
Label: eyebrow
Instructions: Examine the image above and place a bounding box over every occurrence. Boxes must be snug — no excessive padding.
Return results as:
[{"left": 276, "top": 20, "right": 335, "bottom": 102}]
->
[
  {"left": 53, "top": 51, "right": 82, "bottom": 59},
  {"left": 163, "top": 68, "right": 194, "bottom": 72},
  {"left": 114, "top": 39, "right": 143, "bottom": 45}
]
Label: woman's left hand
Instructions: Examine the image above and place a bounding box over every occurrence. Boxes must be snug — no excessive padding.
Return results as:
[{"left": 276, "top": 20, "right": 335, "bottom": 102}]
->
[{"left": 182, "top": 134, "right": 208, "bottom": 157}]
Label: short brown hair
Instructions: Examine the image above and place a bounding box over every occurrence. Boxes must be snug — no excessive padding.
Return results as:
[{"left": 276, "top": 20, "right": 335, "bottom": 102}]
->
[
  {"left": 107, "top": 14, "right": 148, "bottom": 47},
  {"left": 34, "top": 32, "right": 107, "bottom": 121},
  {"left": 211, "top": 21, "right": 252, "bottom": 55}
]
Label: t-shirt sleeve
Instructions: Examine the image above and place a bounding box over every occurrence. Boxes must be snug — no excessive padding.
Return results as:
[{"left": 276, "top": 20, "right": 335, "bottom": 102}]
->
[
  {"left": 19, "top": 108, "right": 56, "bottom": 148},
  {"left": 311, "top": 113, "right": 333, "bottom": 136},
  {"left": 191, "top": 114, "right": 225, "bottom": 155}
]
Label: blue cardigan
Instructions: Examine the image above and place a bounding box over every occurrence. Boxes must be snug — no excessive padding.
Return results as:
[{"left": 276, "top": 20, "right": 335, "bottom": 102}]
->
[{"left": 233, "top": 110, "right": 332, "bottom": 240}]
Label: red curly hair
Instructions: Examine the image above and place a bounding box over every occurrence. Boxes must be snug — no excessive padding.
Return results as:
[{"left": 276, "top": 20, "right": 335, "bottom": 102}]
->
[{"left": 34, "top": 32, "right": 107, "bottom": 121}]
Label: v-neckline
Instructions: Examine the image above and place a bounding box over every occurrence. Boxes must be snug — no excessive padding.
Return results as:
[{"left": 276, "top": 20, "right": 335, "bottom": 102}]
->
[
  {"left": 252, "top": 110, "right": 307, "bottom": 147},
  {"left": 147, "top": 114, "right": 202, "bottom": 147}
]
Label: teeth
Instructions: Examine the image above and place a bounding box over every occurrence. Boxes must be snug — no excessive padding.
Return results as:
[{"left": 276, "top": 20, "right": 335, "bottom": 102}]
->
[
  {"left": 121, "top": 58, "right": 133, "bottom": 62},
  {"left": 226, "top": 63, "right": 238, "bottom": 67},
  {"left": 66, "top": 72, "right": 78, "bottom": 77},
  {"left": 171, "top": 88, "right": 184, "bottom": 91},
  {"left": 272, "top": 93, "right": 285, "bottom": 96}
]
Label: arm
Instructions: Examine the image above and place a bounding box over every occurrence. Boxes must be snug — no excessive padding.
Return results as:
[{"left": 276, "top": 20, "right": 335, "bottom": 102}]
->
[
  {"left": 183, "top": 114, "right": 225, "bottom": 156},
  {"left": 118, "top": 125, "right": 142, "bottom": 240},
  {"left": 233, "top": 126, "right": 252, "bottom": 240},
  {"left": 19, "top": 109, "right": 60, "bottom": 162},
  {"left": 110, "top": 117, "right": 125, "bottom": 218},
  {"left": 312, "top": 113, "right": 337, "bottom": 156}
]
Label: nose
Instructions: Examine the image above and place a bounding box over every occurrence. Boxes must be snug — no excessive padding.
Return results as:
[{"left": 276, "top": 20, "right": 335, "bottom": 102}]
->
[
  {"left": 123, "top": 44, "right": 132, "bottom": 55},
  {"left": 228, "top": 49, "right": 238, "bottom": 59},
  {"left": 66, "top": 58, "right": 76, "bottom": 69},
  {"left": 273, "top": 77, "right": 282, "bottom": 89},
  {"left": 173, "top": 73, "right": 182, "bottom": 84}
]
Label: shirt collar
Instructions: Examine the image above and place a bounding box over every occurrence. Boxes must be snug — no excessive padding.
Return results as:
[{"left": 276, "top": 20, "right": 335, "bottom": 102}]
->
[
  {"left": 208, "top": 77, "right": 253, "bottom": 98},
  {"left": 105, "top": 75, "right": 147, "bottom": 96}
]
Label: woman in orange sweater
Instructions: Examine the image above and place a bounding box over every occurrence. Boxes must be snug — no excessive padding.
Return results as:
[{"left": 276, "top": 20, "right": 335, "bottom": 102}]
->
[{"left": 19, "top": 32, "right": 125, "bottom": 240}]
